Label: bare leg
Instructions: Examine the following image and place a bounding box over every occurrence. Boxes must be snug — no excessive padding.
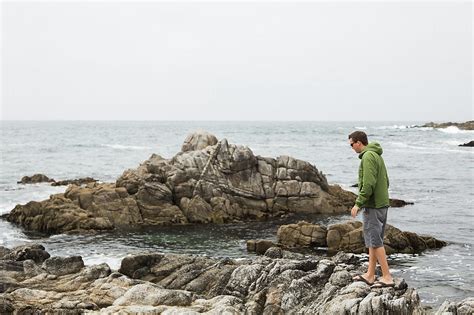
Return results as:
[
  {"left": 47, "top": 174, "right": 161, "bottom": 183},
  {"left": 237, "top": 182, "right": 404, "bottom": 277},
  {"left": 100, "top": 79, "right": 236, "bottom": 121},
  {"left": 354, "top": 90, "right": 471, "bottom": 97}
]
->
[
  {"left": 374, "top": 246, "right": 393, "bottom": 283},
  {"left": 353, "top": 248, "right": 376, "bottom": 283}
]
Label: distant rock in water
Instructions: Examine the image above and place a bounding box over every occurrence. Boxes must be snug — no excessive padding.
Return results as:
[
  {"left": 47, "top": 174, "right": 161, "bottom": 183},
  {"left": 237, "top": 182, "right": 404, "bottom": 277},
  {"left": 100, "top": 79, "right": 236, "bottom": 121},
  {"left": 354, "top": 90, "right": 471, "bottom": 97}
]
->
[
  {"left": 272, "top": 220, "right": 446, "bottom": 255},
  {"left": 18, "top": 174, "right": 97, "bottom": 186},
  {"left": 6, "top": 131, "right": 356, "bottom": 234},
  {"left": 348, "top": 186, "right": 414, "bottom": 207},
  {"left": 390, "top": 198, "right": 414, "bottom": 207},
  {"left": 0, "top": 243, "right": 436, "bottom": 314},
  {"left": 416, "top": 120, "right": 474, "bottom": 130},
  {"left": 17, "top": 174, "right": 54, "bottom": 184},
  {"left": 50, "top": 177, "right": 97, "bottom": 186},
  {"left": 459, "top": 141, "right": 474, "bottom": 147}
]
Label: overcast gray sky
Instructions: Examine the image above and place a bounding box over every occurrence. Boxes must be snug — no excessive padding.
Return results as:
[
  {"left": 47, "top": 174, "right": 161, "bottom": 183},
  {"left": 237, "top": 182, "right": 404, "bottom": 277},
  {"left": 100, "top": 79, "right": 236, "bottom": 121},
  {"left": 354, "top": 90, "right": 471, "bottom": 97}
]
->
[{"left": 1, "top": 1, "right": 472, "bottom": 121}]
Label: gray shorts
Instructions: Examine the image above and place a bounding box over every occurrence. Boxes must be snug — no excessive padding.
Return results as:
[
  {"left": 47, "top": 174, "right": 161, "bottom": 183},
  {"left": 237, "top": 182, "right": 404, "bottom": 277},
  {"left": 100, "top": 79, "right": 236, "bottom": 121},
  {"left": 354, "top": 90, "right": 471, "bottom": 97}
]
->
[{"left": 362, "top": 207, "right": 388, "bottom": 248}]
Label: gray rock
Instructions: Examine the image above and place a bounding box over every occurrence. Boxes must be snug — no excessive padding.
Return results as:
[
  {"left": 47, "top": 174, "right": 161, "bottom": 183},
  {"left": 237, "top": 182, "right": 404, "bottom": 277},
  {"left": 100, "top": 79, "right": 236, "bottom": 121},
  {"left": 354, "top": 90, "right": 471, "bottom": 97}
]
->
[
  {"left": 277, "top": 221, "right": 327, "bottom": 247},
  {"left": 113, "top": 283, "right": 193, "bottom": 307},
  {"left": 119, "top": 253, "right": 163, "bottom": 278},
  {"left": 42, "top": 256, "right": 84, "bottom": 276},
  {"left": 17, "top": 174, "right": 54, "bottom": 184},
  {"left": 3, "top": 243, "right": 50, "bottom": 263},
  {"left": 181, "top": 131, "right": 218, "bottom": 152}
]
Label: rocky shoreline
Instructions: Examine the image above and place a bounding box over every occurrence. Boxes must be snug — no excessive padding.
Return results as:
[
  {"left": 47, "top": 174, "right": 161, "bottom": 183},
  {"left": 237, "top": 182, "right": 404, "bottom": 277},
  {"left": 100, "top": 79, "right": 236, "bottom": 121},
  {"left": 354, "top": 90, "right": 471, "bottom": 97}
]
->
[{"left": 0, "top": 244, "right": 472, "bottom": 314}]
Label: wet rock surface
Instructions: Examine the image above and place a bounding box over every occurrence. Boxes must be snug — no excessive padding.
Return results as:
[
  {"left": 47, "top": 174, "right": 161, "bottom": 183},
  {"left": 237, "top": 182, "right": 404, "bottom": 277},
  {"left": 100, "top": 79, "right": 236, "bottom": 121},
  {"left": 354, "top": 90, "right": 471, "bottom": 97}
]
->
[{"left": 0, "top": 244, "right": 435, "bottom": 314}]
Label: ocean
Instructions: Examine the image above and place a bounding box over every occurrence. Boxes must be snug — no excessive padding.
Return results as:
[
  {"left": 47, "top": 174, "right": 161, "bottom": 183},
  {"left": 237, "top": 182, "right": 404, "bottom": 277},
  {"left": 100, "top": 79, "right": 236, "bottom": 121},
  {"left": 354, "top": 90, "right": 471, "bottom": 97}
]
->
[{"left": 0, "top": 120, "right": 472, "bottom": 307}]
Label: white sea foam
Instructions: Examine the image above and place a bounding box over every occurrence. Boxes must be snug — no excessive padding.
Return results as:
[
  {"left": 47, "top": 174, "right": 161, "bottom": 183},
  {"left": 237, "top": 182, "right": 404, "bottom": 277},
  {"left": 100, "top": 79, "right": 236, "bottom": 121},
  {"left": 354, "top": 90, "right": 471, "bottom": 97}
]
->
[
  {"left": 438, "top": 126, "right": 474, "bottom": 134},
  {"left": 355, "top": 126, "right": 367, "bottom": 130},
  {"left": 82, "top": 254, "right": 124, "bottom": 270},
  {"left": 102, "top": 144, "right": 152, "bottom": 150},
  {"left": 0, "top": 184, "right": 65, "bottom": 215},
  {"left": 375, "top": 125, "right": 415, "bottom": 130}
]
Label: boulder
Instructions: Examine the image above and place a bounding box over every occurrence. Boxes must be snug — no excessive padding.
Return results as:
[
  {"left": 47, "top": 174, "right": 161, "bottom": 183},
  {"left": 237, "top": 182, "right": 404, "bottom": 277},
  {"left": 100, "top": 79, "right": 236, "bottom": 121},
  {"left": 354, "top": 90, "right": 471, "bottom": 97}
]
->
[
  {"left": 277, "top": 221, "right": 327, "bottom": 247},
  {"left": 42, "top": 256, "right": 85, "bottom": 276},
  {"left": 181, "top": 130, "right": 218, "bottom": 152}
]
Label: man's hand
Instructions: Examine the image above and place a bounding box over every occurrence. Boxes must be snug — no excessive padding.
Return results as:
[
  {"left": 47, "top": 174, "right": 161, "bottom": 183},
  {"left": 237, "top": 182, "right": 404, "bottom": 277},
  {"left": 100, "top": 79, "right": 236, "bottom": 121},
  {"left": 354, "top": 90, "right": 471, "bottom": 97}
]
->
[{"left": 351, "top": 205, "right": 360, "bottom": 218}]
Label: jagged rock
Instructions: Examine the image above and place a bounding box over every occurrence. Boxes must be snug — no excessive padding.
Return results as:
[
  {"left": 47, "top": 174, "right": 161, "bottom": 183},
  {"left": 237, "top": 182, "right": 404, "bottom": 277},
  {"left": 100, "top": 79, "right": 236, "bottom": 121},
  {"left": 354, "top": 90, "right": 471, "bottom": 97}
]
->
[
  {"left": 1, "top": 244, "right": 50, "bottom": 263},
  {"left": 17, "top": 174, "right": 54, "bottom": 184},
  {"left": 51, "top": 177, "right": 97, "bottom": 186},
  {"left": 327, "top": 221, "right": 447, "bottom": 254},
  {"left": 435, "top": 297, "right": 474, "bottom": 315},
  {"left": 6, "top": 132, "right": 354, "bottom": 234},
  {"left": 459, "top": 140, "right": 474, "bottom": 147},
  {"left": 277, "top": 221, "right": 327, "bottom": 247},
  {"left": 5, "top": 194, "right": 114, "bottom": 234},
  {"left": 417, "top": 120, "right": 474, "bottom": 130}
]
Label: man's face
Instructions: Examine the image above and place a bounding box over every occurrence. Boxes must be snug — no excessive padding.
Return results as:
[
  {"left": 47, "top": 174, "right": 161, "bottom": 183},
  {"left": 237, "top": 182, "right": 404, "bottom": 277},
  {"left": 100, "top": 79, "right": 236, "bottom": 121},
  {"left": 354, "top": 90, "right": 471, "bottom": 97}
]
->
[{"left": 349, "top": 139, "right": 363, "bottom": 153}]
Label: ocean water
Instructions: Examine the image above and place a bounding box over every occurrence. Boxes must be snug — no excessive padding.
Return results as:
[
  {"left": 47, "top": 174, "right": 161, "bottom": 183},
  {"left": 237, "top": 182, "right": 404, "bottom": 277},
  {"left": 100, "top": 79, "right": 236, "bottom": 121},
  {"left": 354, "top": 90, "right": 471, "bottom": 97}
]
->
[{"left": 0, "top": 121, "right": 473, "bottom": 307}]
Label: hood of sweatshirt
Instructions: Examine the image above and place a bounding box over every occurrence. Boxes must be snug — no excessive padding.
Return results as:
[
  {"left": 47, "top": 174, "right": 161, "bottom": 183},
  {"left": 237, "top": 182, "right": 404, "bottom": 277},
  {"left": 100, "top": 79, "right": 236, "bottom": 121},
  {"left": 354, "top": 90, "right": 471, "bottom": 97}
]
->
[{"left": 359, "top": 142, "right": 383, "bottom": 159}]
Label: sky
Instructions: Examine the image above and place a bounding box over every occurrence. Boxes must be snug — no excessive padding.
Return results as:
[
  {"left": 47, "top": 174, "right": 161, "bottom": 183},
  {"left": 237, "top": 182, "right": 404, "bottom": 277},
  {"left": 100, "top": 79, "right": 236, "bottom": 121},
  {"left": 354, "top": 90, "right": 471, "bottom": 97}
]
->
[{"left": 1, "top": 1, "right": 472, "bottom": 121}]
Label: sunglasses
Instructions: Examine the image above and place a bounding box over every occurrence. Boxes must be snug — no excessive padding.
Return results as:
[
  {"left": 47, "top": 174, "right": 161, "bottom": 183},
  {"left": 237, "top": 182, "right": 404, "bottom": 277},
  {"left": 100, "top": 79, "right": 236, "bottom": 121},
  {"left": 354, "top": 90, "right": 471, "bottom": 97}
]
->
[{"left": 350, "top": 141, "right": 357, "bottom": 147}]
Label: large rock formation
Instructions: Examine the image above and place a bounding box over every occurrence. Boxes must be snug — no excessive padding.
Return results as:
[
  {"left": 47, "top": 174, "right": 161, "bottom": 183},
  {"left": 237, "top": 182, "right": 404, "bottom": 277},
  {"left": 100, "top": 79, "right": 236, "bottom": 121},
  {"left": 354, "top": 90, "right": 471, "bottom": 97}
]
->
[
  {"left": 266, "top": 221, "right": 446, "bottom": 255},
  {"left": 5, "top": 131, "right": 356, "bottom": 234},
  {"left": 0, "top": 244, "right": 432, "bottom": 314}
]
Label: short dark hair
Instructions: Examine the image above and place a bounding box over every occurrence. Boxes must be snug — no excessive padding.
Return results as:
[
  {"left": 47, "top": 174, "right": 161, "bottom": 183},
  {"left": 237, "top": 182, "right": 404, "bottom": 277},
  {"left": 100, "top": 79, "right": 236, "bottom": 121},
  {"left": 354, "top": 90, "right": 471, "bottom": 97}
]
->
[{"left": 348, "top": 131, "right": 368, "bottom": 145}]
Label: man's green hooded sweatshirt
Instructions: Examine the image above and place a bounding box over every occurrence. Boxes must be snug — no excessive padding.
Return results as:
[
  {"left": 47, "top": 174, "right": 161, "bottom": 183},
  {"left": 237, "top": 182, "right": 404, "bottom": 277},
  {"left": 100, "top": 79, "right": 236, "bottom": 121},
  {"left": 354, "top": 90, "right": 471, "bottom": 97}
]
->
[{"left": 355, "top": 142, "right": 390, "bottom": 209}]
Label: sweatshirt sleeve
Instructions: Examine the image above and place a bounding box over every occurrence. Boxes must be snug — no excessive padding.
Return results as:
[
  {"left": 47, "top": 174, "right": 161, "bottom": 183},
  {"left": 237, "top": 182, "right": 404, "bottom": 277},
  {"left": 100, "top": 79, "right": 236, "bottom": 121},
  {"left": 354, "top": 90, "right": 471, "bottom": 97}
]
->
[{"left": 355, "top": 153, "right": 378, "bottom": 207}]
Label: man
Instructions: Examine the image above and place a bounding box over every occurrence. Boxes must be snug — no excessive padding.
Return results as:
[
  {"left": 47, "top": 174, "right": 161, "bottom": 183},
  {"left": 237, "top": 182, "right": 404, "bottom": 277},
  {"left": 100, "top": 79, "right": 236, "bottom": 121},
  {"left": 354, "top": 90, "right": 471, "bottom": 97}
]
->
[{"left": 348, "top": 131, "right": 394, "bottom": 288}]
